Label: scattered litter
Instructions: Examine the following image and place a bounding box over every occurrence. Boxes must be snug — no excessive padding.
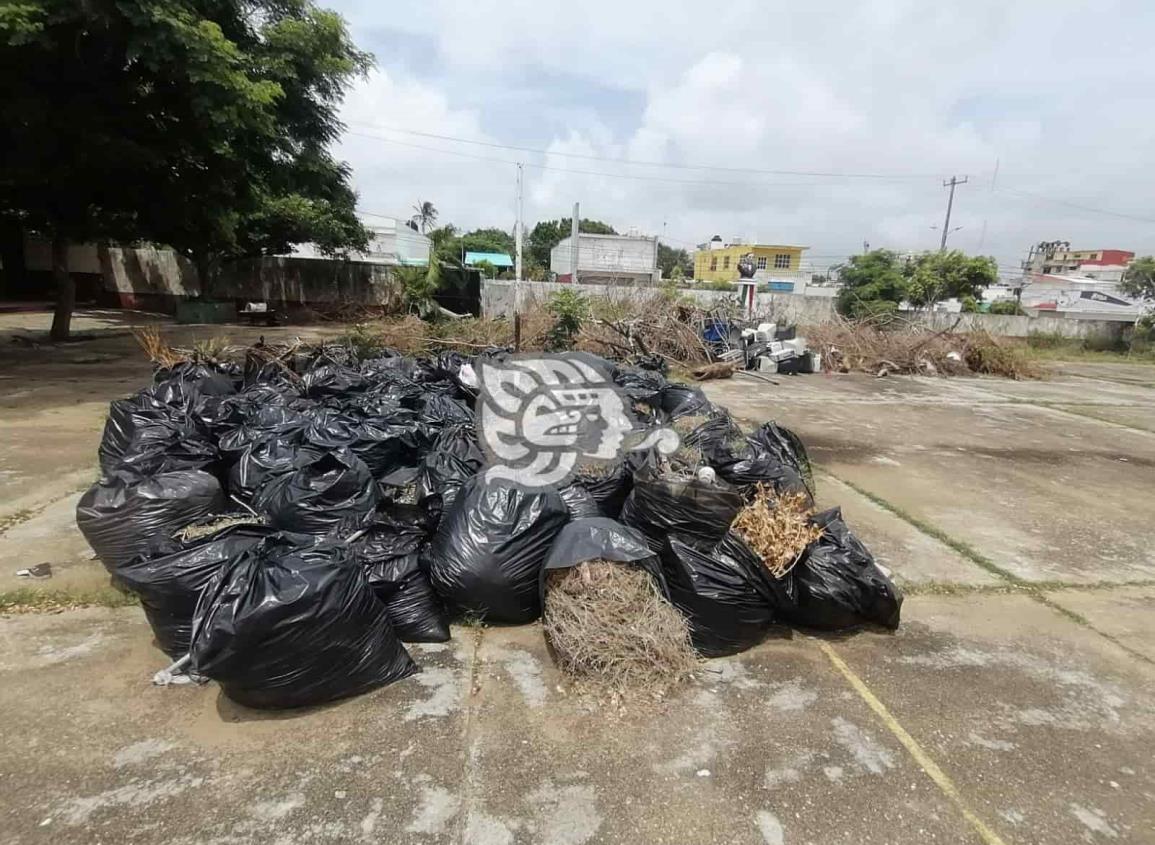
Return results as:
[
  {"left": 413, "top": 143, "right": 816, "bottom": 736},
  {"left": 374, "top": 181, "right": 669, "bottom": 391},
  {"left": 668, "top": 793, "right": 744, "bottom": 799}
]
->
[{"left": 16, "top": 563, "right": 53, "bottom": 580}]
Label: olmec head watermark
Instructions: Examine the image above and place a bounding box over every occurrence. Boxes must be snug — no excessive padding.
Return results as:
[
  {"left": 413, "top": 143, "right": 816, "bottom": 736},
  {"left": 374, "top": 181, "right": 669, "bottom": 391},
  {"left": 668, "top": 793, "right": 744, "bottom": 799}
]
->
[{"left": 477, "top": 354, "right": 679, "bottom": 488}]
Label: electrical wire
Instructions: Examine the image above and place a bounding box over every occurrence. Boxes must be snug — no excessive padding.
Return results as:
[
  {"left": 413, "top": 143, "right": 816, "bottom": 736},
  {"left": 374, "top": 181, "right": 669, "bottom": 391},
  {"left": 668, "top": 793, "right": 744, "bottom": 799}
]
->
[{"left": 345, "top": 122, "right": 950, "bottom": 182}]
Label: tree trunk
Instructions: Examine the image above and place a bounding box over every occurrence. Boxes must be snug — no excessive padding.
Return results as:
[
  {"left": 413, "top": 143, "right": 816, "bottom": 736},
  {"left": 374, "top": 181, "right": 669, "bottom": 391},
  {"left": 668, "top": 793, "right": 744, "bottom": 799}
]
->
[
  {"left": 0, "top": 219, "right": 26, "bottom": 299},
  {"left": 49, "top": 234, "right": 74, "bottom": 341},
  {"left": 194, "top": 253, "right": 213, "bottom": 300}
]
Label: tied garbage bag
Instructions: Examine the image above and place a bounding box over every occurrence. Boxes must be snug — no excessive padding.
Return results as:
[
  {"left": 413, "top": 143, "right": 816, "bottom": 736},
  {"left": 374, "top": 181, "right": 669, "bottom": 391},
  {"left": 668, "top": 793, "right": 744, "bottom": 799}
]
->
[
  {"left": 427, "top": 475, "right": 568, "bottom": 624},
  {"left": 190, "top": 534, "right": 417, "bottom": 708},
  {"left": 302, "top": 362, "right": 367, "bottom": 399},
  {"left": 620, "top": 467, "right": 743, "bottom": 552},
  {"left": 352, "top": 521, "right": 448, "bottom": 643},
  {"left": 730, "top": 422, "right": 813, "bottom": 496},
  {"left": 112, "top": 523, "right": 277, "bottom": 658},
  {"left": 783, "top": 508, "right": 902, "bottom": 631},
  {"left": 228, "top": 438, "right": 322, "bottom": 505},
  {"left": 253, "top": 448, "right": 379, "bottom": 535},
  {"left": 611, "top": 366, "right": 666, "bottom": 406},
  {"left": 415, "top": 423, "right": 485, "bottom": 521},
  {"left": 570, "top": 460, "right": 633, "bottom": 518},
  {"left": 557, "top": 480, "right": 603, "bottom": 520},
  {"left": 660, "top": 532, "right": 787, "bottom": 657},
  {"left": 99, "top": 397, "right": 218, "bottom": 475},
  {"left": 657, "top": 384, "right": 713, "bottom": 420},
  {"left": 77, "top": 470, "right": 225, "bottom": 571},
  {"left": 218, "top": 405, "right": 309, "bottom": 463}
]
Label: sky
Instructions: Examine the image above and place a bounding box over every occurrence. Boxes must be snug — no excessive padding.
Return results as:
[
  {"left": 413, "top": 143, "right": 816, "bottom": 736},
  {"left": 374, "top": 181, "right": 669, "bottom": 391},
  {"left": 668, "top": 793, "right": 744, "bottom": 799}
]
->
[{"left": 328, "top": 0, "right": 1155, "bottom": 274}]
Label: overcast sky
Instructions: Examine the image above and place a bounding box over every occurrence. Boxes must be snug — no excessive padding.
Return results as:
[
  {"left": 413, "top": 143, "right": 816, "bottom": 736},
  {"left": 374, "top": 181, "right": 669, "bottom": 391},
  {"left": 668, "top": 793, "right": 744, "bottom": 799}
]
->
[{"left": 329, "top": 0, "right": 1155, "bottom": 273}]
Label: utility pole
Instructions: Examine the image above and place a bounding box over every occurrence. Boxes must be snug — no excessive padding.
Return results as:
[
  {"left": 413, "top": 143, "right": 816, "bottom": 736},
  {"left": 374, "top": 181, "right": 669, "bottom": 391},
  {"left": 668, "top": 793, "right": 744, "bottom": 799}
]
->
[
  {"left": 514, "top": 163, "right": 523, "bottom": 285},
  {"left": 940, "top": 176, "right": 968, "bottom": 252},
  {"left": 570, "top": 202, "right": 580, "bottom": 284}
]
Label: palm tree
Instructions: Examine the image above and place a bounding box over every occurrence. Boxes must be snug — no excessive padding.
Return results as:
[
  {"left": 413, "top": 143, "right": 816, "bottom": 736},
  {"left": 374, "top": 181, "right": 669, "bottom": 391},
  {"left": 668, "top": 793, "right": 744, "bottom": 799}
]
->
[{"left": 411, "top": 200, "right": 438, "bottom": 234}]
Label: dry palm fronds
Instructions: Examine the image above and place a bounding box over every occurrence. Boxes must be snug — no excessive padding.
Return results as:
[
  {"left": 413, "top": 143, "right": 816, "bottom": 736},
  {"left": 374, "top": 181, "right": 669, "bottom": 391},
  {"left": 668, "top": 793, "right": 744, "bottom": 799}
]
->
[
  {"left": 132, "top": 326, "right": 187, "bottom": 367},
  {"left": 690, "top": 361, "right": 738, "bottom": 381},
  {"left": 543, "top": 561, "right": 698, "bottom": 698},
  {"left": 732, "top": 487, "right": 822, "bottom": 578}
]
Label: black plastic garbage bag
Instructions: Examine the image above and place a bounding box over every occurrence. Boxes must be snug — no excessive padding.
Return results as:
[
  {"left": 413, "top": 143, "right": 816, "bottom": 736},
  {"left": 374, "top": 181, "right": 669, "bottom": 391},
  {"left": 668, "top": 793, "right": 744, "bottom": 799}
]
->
[
  {"left": 253, "top": 448, "right": 379, "bottom": 534},
  {"left": 418, "top": 393, "right": 475, "bottom": 429},
  {"left": 611, "top": 366, "right": 666, "bottom": 406},
  {"left": 218, "top": 405, "right": 309, "bottom": 463},
  {"left": 658, "top": 384, "right": 713, "bottom": 420},
  {"left": 99, "top": 398, "right": 219, "bottom": 475},
  {"left": 77, "top": 469, "right": 225, "bottom": 571},
  {"left": 725, "top": 420, "right": 817, "bottom": 494},
  {"left": 112, "top": 523, "right": 277, "bottom": 658},
  {"left": 189, "top": 534, "right": 417, "bottom": 709},
  {"left": 302, "top": 362, "right": 367, "bottom": 399},
  {"left": 660, "top": 532, "right": 782, "bottom": 657},
  {"left": 228, "top": 437, "right": 322, "bottom": 504},
  {"left": 427, "top": 475, "right": 568, "bottom": 624},
  {"left": 557, "top": 480, "right": 603, "bottom": 520},
  {"left": 415, "top": 423, "right": 485, "bottom": 521},
  {"left": 572, "top": 460, "right": 632, "bottom": 518},
  {"left": 351, "top": 522, "right": 448, "bottom": 643},
  {"left": 352, "top": 417, "right": 425, "bottom": 480},
  {"left": 620, "top": 468, "right": 743, "bottom": 552},
  {"left": 782, "top": 508, "right": 902, "bottom": 631},
  {"left": 541, "top": 517, "right": 668, "bottom": 607}
]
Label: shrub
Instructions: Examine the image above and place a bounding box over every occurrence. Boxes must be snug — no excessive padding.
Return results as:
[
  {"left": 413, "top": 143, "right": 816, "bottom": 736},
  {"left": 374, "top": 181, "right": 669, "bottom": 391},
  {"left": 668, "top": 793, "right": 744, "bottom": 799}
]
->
[
  {"left": 545, "top": 288, "right": 590, "bottom": 350},
  {"left": 988, "top": 300, "right": 1024, "bottom": 316}
]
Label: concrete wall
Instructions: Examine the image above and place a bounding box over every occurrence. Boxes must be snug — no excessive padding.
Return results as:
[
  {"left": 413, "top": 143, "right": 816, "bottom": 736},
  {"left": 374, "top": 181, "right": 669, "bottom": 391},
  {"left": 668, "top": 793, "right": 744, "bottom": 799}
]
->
[
  {"left": 99, "top": 247, "right": 402, "bottom": 313},
  {"left": 481, "top": 280, "right": 1127, "bottom": 340},
  {"left": 481, "top": 279, "right": 837, "bottom": 324},
  {"left": 218, "top": 257, "right": 402, "bottom": 311}
]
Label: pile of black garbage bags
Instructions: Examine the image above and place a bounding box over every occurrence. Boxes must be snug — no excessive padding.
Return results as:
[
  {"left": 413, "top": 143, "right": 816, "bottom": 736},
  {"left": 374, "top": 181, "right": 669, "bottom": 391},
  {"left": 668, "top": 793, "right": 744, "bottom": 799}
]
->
[{"left": 78, "top": 345, "right": 901, "bottom": 709}]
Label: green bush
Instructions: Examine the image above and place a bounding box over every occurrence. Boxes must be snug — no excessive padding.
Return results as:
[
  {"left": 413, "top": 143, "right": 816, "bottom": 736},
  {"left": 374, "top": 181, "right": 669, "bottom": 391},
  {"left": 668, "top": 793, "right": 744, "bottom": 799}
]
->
[
  {"left": 960, "top": 295, "right": 979, "bottom": 313},
  {"left": 988, "top": 300, "right": 1024, "bottom": 316},
  {"left": 704, "top": 280, "right": 736, "bottom": 292},
  {"left": 545, "top": 288, "right": 590, "bottom": 351}
]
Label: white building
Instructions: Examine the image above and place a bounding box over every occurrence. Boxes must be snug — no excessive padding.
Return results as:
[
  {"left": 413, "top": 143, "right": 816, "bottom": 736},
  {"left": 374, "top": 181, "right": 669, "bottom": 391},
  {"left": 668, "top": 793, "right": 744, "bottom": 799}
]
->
[
  {"left": 1020, "top": 274, "right": 1143, "bottom": 321},
  {"left": 288, "top": 216, "right": 431, "bottom": 266},
  {"left": 550, "top": 233, "right": 659, "bottom": 284}
]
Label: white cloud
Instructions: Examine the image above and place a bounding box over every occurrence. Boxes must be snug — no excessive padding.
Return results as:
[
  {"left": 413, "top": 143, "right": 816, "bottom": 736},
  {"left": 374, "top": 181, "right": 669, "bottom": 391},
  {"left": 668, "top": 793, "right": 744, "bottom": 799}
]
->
[{"left": 328, "top": 0, "right": 1155, "bottom": 267}]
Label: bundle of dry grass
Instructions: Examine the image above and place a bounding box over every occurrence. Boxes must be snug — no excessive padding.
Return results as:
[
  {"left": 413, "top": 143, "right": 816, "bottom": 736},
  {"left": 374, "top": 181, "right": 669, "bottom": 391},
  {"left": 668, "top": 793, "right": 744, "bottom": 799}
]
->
[
  {"left": 732, "top": 488, "right": 822, "bottom": 578},
  {"left": 132, "top": 326, "right": 188, "bottom": 367},
  {"left": 543, "top": 561, "right": 698, "bottom": 698},
  {"left": 806, "top": 317, "right": 1039, "bottom": 380},
  {"left": 176, "top": 515, "right": 262, "bottom": 542}
]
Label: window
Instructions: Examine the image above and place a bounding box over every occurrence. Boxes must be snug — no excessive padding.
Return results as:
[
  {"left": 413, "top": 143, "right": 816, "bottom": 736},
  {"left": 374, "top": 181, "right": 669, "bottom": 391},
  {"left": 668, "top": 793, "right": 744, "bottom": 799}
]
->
[
  {"left": 756, "top": 256, "right": 768, "bottom": 270},
  {"left": 774, "top": 253, "right": 791, "bottom": 269},
  {"left": 710, "top": 256, "right": 717, "bottom": 271},
  {"left": 723, "top": 256, "right": 730, "bottom": 270}
]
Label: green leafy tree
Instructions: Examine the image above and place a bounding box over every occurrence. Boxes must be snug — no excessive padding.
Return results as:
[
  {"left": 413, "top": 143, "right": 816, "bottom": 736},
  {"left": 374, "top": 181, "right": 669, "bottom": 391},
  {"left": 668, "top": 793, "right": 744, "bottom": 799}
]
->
[
  {"left": 411, "top": 200, "right": 438, "bottom": 233},
  {"left": 657, "top": 243, "right": 692, "bottom": 280},
  {"left": 426, "top": 224, "right": 462, "bottom": 265},
  {"left": 0, "top": 0, "right": 371, "bottom": 338},
  {"left": 835, "top": 250, "right": 907, "bottom": 319},
  {"left": 526, "top": 218, "right": 616, "bottom": 271},
  {"left": 1120, "top": 256, "right": 1155, "bottom": 303},
  {"left": 461, "top": 227, "right": 514, "bottom": 257},
  {"left": 472, "top": 259, "right": 498, "bottom": 278},
  {"left": 905, "top": 250, "right": 998, "bottom": 309}
]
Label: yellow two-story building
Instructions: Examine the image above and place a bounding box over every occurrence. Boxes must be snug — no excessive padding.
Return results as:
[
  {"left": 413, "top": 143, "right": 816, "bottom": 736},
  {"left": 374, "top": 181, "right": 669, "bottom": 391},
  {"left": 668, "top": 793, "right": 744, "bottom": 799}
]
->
[{"left": 694, "top": 240, "right": 808, "bottom": 283}]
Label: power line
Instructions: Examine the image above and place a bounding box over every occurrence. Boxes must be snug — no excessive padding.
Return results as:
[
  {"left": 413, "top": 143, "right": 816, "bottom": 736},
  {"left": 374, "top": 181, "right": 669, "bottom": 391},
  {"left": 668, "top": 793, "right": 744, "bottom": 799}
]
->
[
  {"left": 346, "top": 130, "right": 875, "bottom": 188},
  {"left": 994, "top": 186, "right": 1155, "bottom": 225},
  {"left": 346, "top": 121, "right": 948, "bottom": 181}
]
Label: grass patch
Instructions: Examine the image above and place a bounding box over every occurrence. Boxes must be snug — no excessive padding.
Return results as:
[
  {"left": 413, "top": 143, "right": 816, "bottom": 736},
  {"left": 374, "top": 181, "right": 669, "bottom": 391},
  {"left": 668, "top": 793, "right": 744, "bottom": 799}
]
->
[
  {"left": 824, "top": 472, "right": 1026, "bottom": 586},
  {"left": 0, "top": 586, "right": 138, "bottom": 614}
]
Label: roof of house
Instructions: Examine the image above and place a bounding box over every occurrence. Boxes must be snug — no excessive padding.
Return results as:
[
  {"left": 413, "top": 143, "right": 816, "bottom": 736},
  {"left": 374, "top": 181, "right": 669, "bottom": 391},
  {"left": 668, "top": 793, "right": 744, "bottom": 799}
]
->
[{"left": 465, "top": 251, "right": 514, "bottom": 268}]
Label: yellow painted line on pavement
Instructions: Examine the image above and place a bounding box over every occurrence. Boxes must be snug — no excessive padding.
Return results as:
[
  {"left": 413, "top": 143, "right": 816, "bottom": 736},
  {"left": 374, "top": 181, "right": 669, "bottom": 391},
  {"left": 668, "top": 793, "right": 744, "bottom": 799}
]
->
[{"left": 818, "top": 641, "right": 1010, "bottom": 845}]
